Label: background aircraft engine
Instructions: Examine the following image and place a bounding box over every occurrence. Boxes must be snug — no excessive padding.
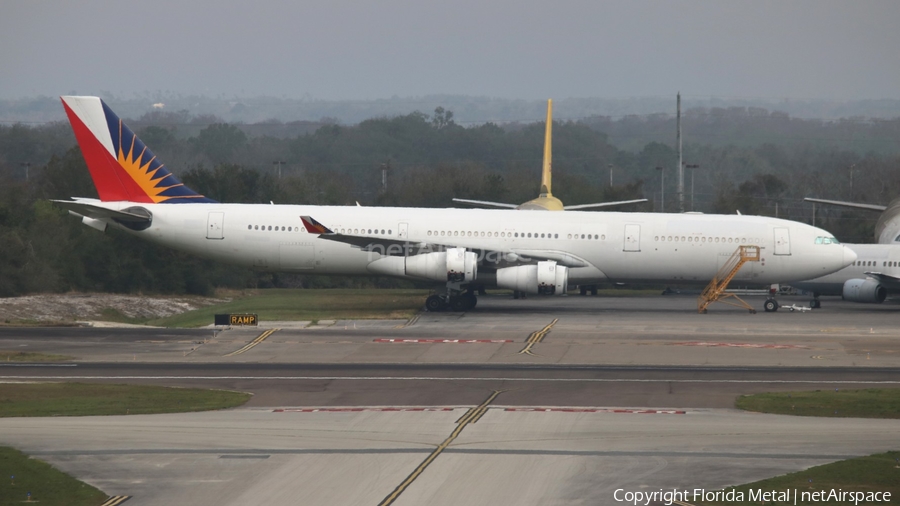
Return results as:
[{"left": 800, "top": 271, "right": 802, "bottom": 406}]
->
[
  {"left": 404, "top": 247, "right": 477, "bottom": 282},
  {"left": 842, "top": 278, "right": 887, "bottom": 303},
  {"left": 496, "top": 261, "right": 568, "bottom": 295}
]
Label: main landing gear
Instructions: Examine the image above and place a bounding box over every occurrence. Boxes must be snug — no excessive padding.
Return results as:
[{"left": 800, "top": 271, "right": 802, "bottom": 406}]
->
[
  {"left": 579, "top": 285, "right": 598, "bottom": 296},
  {"left": 425, "top": 290, "right": 477, "bottom": 312}
]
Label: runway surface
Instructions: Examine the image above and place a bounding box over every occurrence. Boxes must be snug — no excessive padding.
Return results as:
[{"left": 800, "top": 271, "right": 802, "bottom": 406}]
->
[{"left": 1, "top": 294, "right": 898, "bottom": 505}]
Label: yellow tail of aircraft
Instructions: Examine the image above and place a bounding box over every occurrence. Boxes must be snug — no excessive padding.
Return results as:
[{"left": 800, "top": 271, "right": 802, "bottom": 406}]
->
[{"left": 453, "top": 99, "right": 645, "bottom": 211}]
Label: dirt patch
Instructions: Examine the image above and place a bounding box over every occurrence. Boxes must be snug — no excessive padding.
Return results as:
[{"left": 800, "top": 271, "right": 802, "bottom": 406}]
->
[{"left": 0, "top": 293, "right": 228, "bottom": 324}]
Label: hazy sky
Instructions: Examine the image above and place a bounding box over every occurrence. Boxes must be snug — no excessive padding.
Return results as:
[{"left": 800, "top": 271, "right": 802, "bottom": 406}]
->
[{"left": 4, "top": 0, "right": 899, "bottom": 101}]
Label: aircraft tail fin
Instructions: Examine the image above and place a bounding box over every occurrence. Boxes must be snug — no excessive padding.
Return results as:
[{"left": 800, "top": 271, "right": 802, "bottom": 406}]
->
[
  {"left": 60, "top": 96, "right": 216, "bottom": 203},
  {"left": 540, "top": 99, "right": 552, "bottom": 197}
]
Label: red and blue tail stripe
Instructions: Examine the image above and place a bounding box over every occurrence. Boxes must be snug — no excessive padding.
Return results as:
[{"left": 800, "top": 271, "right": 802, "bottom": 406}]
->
[{"left": 62, "top": 96, "right": 216, "bottom": 204}]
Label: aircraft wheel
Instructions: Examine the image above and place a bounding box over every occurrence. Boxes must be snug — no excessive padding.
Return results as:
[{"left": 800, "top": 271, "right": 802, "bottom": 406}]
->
[
  {"left": 464, "top": 293, "right": 477, "bottom": 309},
  {"left": 513, "top": 290, "right": 520, "bottom": 300},
  {"left": 579, "top": 286, "right": 587, "bottom": 296},
  {"left": 449, "top": 296, "right": 469, "bottom": 312},
  {"left": 425, "top": 295, "right": 445, "bottom": 312},
  {"left": 590, "top": 286, "right": 598, "bottom": 296},
  {"left": 763, "top": 299, "right": 779, "bottom": 312},
  {"left": 810, "top": 300, "right": 820, "bottom": 309}
]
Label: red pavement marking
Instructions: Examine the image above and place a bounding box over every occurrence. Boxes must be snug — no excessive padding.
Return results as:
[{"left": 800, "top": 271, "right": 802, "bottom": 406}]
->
[
  {"left": 373, "top": 338, "right": 514, "bottom": 343},
  {"left": 273, "top": 407, "right": 456, "bottom": 413},
  {"left": 504, "top": 408, "right": 686, "bottom": 414}
]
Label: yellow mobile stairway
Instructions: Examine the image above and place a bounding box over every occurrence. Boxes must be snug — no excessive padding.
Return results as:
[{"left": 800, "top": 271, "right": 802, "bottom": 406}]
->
[{"left": 697, "top": 245, "right": 761, "bottom": 313}]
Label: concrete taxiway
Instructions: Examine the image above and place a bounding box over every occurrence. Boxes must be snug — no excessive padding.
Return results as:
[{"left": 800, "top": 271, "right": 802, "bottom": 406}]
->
[{"left": 0, "top": 294, "right": 899, "bottom": 505}]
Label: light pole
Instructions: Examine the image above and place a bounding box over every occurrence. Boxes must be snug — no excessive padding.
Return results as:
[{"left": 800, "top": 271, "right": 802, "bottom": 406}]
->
[
  {"left": 656, "top": 166, "right": 665, "bottom": 212},
  {"left": 272, "top": 160, "right": 285, "bottom": 179},
  {"left": 20, "top": 162, "right": 31, "bottom": 182},
  {"left": 608, "top": 163, "right": 613, "bottom": 187},
  {"left": 685, "top": 164, "right": 700, "bottom": 211}
]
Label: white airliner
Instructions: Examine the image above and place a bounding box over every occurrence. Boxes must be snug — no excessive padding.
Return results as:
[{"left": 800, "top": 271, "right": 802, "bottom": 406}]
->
[
  {"left": 54, "top": 96, "right": 856, "bottom": 312},
  {"left": 792, "top": 196, "right": 900, "bottom": 305}
]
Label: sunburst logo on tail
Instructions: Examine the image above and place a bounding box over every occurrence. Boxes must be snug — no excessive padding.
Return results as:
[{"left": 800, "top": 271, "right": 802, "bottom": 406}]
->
[
  {"left": 105, "top": 102, "right": 215, "bottom": 203},
  {"left": 116, "top": 123, "right": 188, "bottom": 203}
]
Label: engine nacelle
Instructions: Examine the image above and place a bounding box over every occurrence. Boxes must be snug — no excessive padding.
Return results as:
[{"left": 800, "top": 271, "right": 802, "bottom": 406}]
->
[
  {"left": 842, "top": 278, "right": 887, "bottom": 303},
  {"left": 404, "top": 247, "right": 477, "bottom": 282},
  {"left": 496, "top": 261, "right": 568, "bottom": 295}
]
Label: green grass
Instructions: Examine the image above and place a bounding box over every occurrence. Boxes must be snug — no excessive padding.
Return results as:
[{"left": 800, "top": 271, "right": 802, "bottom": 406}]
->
[
  {"left": 696, "top": 451, "right": 900, "bottom": 505},
  {"left": 0, "top": 383, "right": 251, "bottom": 417},
  {"left": 0, "top": 446, "right": 108, "bottom": 506},
  {"left": 147, "top": 288, "right": 427, "bottom": 327},
  {"left": 0, "top": 351, "right": 72, "bottom": 362},
  {"left": 736, "top": 388, "right": 900, "bottom": 419}
]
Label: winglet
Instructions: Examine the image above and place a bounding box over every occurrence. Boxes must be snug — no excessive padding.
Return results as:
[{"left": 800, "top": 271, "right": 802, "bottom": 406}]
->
[{"left": 300, "top": 216, "right": 334, "bottom": 234}]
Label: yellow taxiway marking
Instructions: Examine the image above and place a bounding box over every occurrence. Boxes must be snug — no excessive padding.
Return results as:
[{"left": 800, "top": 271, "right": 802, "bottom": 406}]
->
[
  {"left": 519, "top": 318, "right": 559, "bottom": 355},
  {"left": 393, "top": 313, "right": 421, "bottom": 329},
  {"left": 224, "top": 329, "right": 280, "bottom": 357},
  {"left": 100, "top": 496, "right": 131, "bottom": 506},
  {"left": 377, "top": 390, "right": 503, "bottom": 506}
]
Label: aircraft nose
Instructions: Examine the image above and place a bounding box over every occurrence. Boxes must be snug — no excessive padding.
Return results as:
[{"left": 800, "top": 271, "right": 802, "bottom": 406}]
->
[{"left": 842, "top": 245, "right": 858, "bottom": 268}]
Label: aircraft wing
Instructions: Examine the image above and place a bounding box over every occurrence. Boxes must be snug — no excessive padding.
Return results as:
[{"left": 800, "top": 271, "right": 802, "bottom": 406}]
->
[
  {"left": 863, "top": 271, "right": 900, "bottom": 289},
  {"left": 804, "top": 198, "right": 886, "bottom": 212},
  {"left": 52, "top": 199, "right": 152, "bottom": 223},
  {"left": 563, "top": 199, "right": 648, "bottom": 210},
  {"left": 300, "top": 216, "right": 591, "bottom": 268},
  {"left": 451, "top": 198, "right": 518, "bottom": 209}
]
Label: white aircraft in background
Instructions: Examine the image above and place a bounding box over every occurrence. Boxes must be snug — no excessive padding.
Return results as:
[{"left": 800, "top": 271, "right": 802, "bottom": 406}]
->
[
  {"left": 792, "top": 197, "right": 900, "bottom": 306},
  {"left": 54, "top": 96, "right": 855, "bottom": 312},
  {"left": 452, "top": 99, "right": 646, "bottom": 212}
]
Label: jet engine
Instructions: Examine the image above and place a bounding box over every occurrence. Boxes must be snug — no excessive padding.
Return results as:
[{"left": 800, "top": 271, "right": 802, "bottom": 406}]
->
[
  {"left": 366, "top": 247, "right": 477, "bottom": 282},
  {"left": 842, "top": 278, "right": 887, "bottom": 303},
  {"left": 496, "top": 261, "right": 568, "bottom": 295}
]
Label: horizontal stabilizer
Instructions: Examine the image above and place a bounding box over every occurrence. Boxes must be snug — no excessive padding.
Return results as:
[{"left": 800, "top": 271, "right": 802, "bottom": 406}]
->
[
  {"left": 804, "top": 198, "right": 886, "bottom": 212},
  {"left": 451, "top": 198, "right": 518, "bottom": 209},
  {"left": 52, "top": 200, "right": 151, "bottom": 223},
  {"left": 563, "top": 199, "right": 648, "bottom": 210}
]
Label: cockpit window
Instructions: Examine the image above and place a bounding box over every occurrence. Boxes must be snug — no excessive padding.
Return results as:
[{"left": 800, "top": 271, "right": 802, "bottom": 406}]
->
[{"left": 815, "top": 236, "right": 840, "bottom": 245}]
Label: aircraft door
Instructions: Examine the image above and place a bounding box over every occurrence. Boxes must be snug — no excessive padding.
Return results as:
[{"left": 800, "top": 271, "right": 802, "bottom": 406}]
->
[
  {"left": 774, "top": 227, "right": 790, "bottom": 255},
  {"left": 624, "top": 224, "right": 641, "bottom": 252},
  {"left": 207, "top": 212, "right": 224, "bottom": 240}
]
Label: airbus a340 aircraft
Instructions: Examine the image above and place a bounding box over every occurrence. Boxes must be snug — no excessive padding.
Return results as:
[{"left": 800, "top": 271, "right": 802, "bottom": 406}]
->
[{"left": 55, "top": 96, "right": 856, "bottom": 312}]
